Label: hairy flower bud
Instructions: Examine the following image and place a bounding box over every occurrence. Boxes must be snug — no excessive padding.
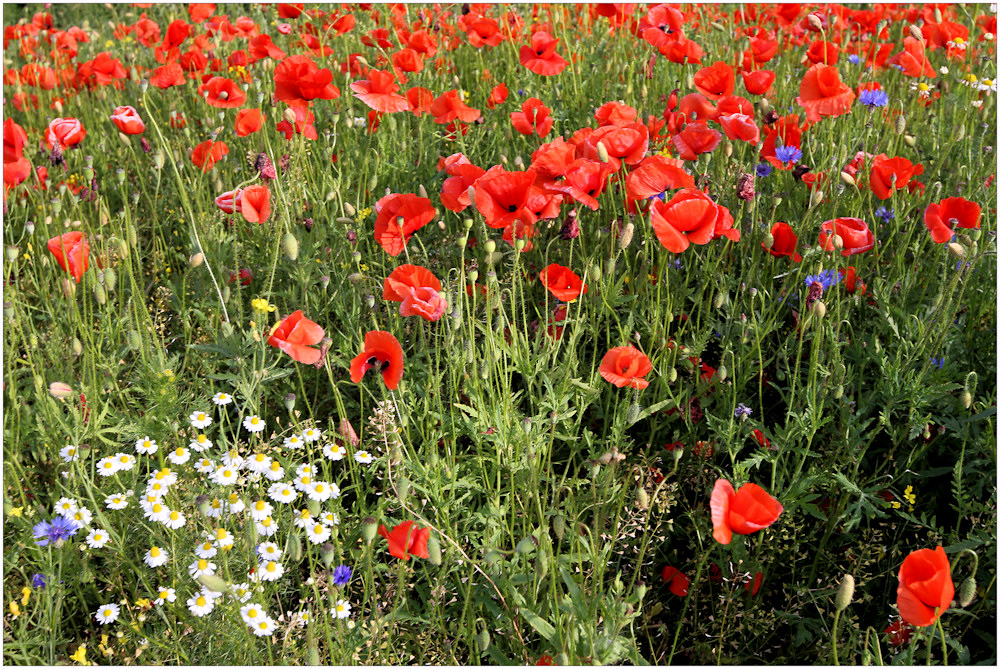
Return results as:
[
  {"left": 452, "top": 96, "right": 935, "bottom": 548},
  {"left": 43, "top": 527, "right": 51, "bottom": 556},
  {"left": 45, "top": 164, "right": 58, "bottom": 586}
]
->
[{"left": 834, "top": 574, "right": 855, "bottom": 611}]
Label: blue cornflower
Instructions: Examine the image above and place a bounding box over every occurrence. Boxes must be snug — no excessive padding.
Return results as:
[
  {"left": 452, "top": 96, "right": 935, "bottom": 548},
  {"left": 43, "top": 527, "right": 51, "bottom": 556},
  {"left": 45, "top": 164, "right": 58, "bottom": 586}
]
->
[
  {"left": 648, "top": 191, "right": 667, "bottom": 203},
  {"left": 930, "top": 357, "right": 945, "bottom": 370},
  {"left": 32, "top": 573, "right": 47, "bottom": 589},
  {"left": 734, "top": 403, "right": 753, "bottom": 419},
  {"left": 33, "top": 516, "right": 80, "bottom": 547},
  {"left": 774, "top": 145, "right": 803, "bottom": 164},
  {"left": 755, "top": 162, "right": 773, "bottom": 178},
  {"left": 859, "top": 89, "right": 889, "bottom": 108},
  {"left": 847, "top": 54, "right": 861, "bottom": 65},
  {"left": 875, "top": 206, "right": 894, "bottom": 223},
  {"left": 331, "top": 564, "right": 353, "bottom": 586},
  {"left": 805, "top": 269, "right": 841, "bottom": 290}
]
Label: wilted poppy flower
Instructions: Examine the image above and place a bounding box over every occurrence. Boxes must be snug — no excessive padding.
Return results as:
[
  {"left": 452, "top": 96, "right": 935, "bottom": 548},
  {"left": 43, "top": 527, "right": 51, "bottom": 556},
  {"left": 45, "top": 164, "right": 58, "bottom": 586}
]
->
[
  {"left": 710, "top": 479, "right": 783, "bottom": 545},
  {"left": 650, "top": 188, "right": 737, "bottom": 253},
  {"left": 199, "top": 76, "right": 246, "bottom": 108},
  {"left": 744, "top": 572, "right": 764, "bottom": 595},
  {"left": 235, "top": 108, "right": 264, "bottom": 136},
  {"left": 377, "top": 521, "right": 430, "bottom": 561},
  {"left": 884, "top": 620, "right": 913, "bottom": 647},
  {"left": 110, "top": 106, "right": 145, "bottom": 135},
  {"left": 838, "top": 266, "right": 866, "bottom": 295},
  {"left": 215, "top": 188, "right": 242, "bottom": 214},
  {"left": 274, "top": 54, "right": 340, "bottom": 104},
  {"left": 796, "top": 64, "right": 855, "bottom": 123},
  {"left": 924, "top": 197, "right": 981, "bottom": 243},
  {"left": 765, "top": 222, "right": 802, "bottom": 262},
  {"left": 520, "top": 31, "right": 568, "bottom": 76},
  {"left": 539, "top": 263, "right": 587, "bottom": 302},
  {"left": 45, "top": 117, "right": 86, "bottom": 150},
  {"left": 661, "top": 566, "right": 690, "bottom": 596},
  {"left": 896, "top": 547, "right": 954, "bottom": 627},
  {"left": 693, "top": 61, "right": 735, "bottom": 100},
  {"left": 240, "top": 184, "right": 271, "bottom": 224},
  {"left": 373, "top": 193, "right": 436, "bottom": 257},
  {"left": 510, "top": 98, "right": 553, "bottom": 138},
  {"left": 868, "top": 155, "right": 924, "bottom": 200},
  {"left": 191, "top": 140, "right": 228, "bottom": 172},
  {"left": 47, "top": 231, "right": 89, "bottom": 282},
  {"left": 818, "top": 217, "right": 874, "bottom": 256},
  {"left": 599, "top": 346, "right": 653, "bottom": 389},
  {"left": 350, "top": 330, "right": 404, "bottom": 390},
  {"left": 268, "top": 310, "right": 324, "bottom": 365}
]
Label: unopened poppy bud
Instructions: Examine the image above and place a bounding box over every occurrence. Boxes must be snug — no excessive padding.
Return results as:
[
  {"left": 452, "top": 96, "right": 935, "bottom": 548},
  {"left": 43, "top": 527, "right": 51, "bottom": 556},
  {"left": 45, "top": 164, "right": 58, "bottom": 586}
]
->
[
  {"left": 521, "top": 418, "right": 532, "bottom": 435},
  {"left": 49, "top": 381, "right": 73, "bottom": 399},
  {"left": 723, "top": 140, "right": 733, "bottom": 158},
  {"left": 320, "top": 541, "right": 336, "bottom": 568},
  {"left": 839, "top": 171, "right": 856, "bottom": 187},
  {"left": 197, "top": 573, "right": 230, "bottom": 594},
  {"left": 619, "top": 222, "right": 635, "bottom": 250},
  {"left": 812, "top": 301, "right": 827, "bottom": 318},
  {"left": 830, "top": 234, "right": 845, "bottom": 250},
  {"left": 282, "top": 233, "right": 299, "bottom": 260},
  {"left": 361, "top": 517, "right": 378, "bottom": 544},
  {"left": 307, "top": 639, "right": 320, "bottom": 666},
  {"left": 283, "top": 107, "right": 298, "bottom": 125},
  {"left": 956, "top": 124, "right": 966, "bottom": 142},
  {"left": 718, "top": 366, "right": 728, "bottom": 381},
  {"left": 195, "top": 494, "right": 212, "bottom": 517},
  {"left": 189, "top": 253, "right": 204, "bottom": 268},
  {"left": 762, "top": 232, "right": 775, "bottom": 249},
  {"left": 605, "top": 257, "right": 616, "bottom": 276},
  {"left": 636, "top": 486, "right": 649, "bottom": 511},
  {"left": 364, "top": 295, "right": 375, "bottom": 308},
  {"left": 958, "top": 576, "right": 977, "bottom": 607},
  {"left": 53, "top": 99, "right": 64, "bottom": 114},
  {"left": 514, "top": 239, "right": 526, "bottom": 251},
  {"left": 834, "top": 574, "right": 855, "bottom": 611},
  {"left": 808, "top": 14, "right": 825, "bottom": 30},
  {"left": 283, "top": 393, "right": 296, "bottom": 412},
  {"left": 908, "top": 24, "right": 924, "bottom": 42},
  {"left": 343, "top": 203, "right": 356, "bottom": 217},
  {"left": 72, "top": 337, "right": 83, "bottom": 356},
  {"left": 714, "top": 291, "right": 727, "bottom": 309},
  {"left": 668, "top": 367, "right": 678, "bottom": 383},
  {"left": 903, "top": 134, "right": 916, "bottom": 148},
  {"left": 367, "top": 175, "right": 378, "bottom": 192},
  {"left": 483, "top": 240, "right": 496, "bottom": 254},
  {"left": 552, "top": 514, "right": 565, "bottom": 541},
  {"left": 352, "top": 251, "right": 362, "bottom": 264},
  {"left": 833, "top": 384, "right": 844, "bottom": 399},
  {"left": 960, "top": 390, "right": 972, "bottom": 409},
  {"left": 118, "top": 132, "right": 131, "bottom": 147},
  {"left": 809, "top": 189, "right": 825, "bottom": 209},
  {"left": 672, "top": 445, "right": 684, "bottom": 462},
  {"left": 587, "top": 262, "right": 602, "bottom": 282},
  {"left": 477, "top": 628, "right": 491, "bottom": 651},
  {"left": 946, "top": 242, "right": 966, "bottom": 258},
  {"left": 3, "top": 303, "right": 13, "bottom": 321},
  {"left": 772, "top": 195, "right": 782, "bottom": 207},
  {"left": 894, "top": 115, "right": 907, "bottom": 135},
  {"left": 555, "top": 653, "right": 569, "bottom": 665},
  {"left": 221, "top": 285, "right": 231, "bottom": 303},
  {"left": 515, "top": 536, "right": 535, "bottom": 555},
  {"left": 5, "top": 246, "right": 18, "bottom": 262},
  {"left": 94, "top": 284, "right": 107, "bottom": 305},
  {"left": 427, "top": 535, "right": 442, "bottom": 565},
  {"left": 596, "top": 141, "right": 610, "bottom": 163},
  {"left": 127, "top": 330, "right": 142, "bottom": 350}
]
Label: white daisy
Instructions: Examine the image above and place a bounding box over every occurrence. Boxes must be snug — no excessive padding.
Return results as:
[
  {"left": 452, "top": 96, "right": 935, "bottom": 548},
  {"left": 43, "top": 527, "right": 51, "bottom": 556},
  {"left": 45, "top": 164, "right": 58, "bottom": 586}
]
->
[
  {"left": 69, "top": 508, "right": 93, "bottom": 528},
  {"left": 105, "top": 494, "right": 129, "bottom": 510},
  {"left": 154, "top": 587, "right": 176, "bottom": 606},
  {"left": 254, "top": 560, "right": 284, "bottom": 582},
  {"left": 143, "top": 546, "right": 169, "bottom": 568},
  {"left": 144, "top": 502, "right": 171, "bottom": 523},
  {"left": 306, "top": 521, "right": 331, "bottom": 545},
  {"left": 205, "top": 497, "right": 225, "bottom": 518},
  {"left": 302, "top": 427, "right": 322, "bottom": 442},
  {"left": 333, "top": 599, "right": 352, "bottom": 619},
  {"left": 283, "top": 433, "right": 305, "bottom": 450},
  {"left": 212, "top": 392, "right": 234, "bottom": 406},
  {"left": 268, "top": 483, "right": 298, "bottom": 505},
  {"left": 256, "top": 542, "right": 282, "bottom": 561},
  {"left": 240, "top": 602, "right": 267, "bottom": 625},
  {"left": 188, "top": 559, "right": 217, "bottom": 579},
  {"left": 194, "top": 458, "right": 216, "bottom": 474},
  {"left": 246, "top": 453, "right": 272, "bottom": 474},
  {"left": 256, "top": 516, "right": 279, "bottom": 537},
  {"left": 251, "top": 616, "right": 277, "bottom": 636},
  {"left": 150, "top": 468, "right": 178, "bottom": 485},
  {"left": 162, "top": 509, "right": 187, "bottom": 530},
  {"left": 213, "top": 527, "right": 235, "bottom": 550},
  {"left": 189, "top": 410, "right": 213, "bottom": 429},
  {"left": 96, "top": 456, "right": 121, "bottom": 477},
  {"left": 293, "top": 474, "right": 313, "bottom": 492},
  {"left": 145, "top": 480, "right": 170, "bottom": 498},
  {"left": 354, "top": 450, "right": 374, "bottom": 465},
  {"left": 187, "top": 592, "right": 215, "bottom": 617},
  {"left": 167, "top": 447, "right": 191, "bottom": 465},
  {"left": 293, "top": 508, "right": 313, "bottom": 529},
  {"left": 263, "top": 460, "right": 285, "bottom": 481},
  {"left": 54, "top": 497, "right": 79, "bottom": 517},
  {"left": 86, "top": 528, "right": 110, "bottom": 549},
  {"left": 323, "top": 442, "right": 346, "bottom": 461},
  {"left": 248, "top": 499, "right": 273, "bottom": 522},
  {"left": 59, "top": 445, "right": 80, "bottom": 462},
  {"left": 214, "top": 466, "right": 239, "bottom": 486},
  {"left": 319, "top": 511, "right": 340, "bottom": 527},
  {"left": 243, "top": 415, "right": 265, "bottom": 433},
  {"left": 231, "top": 583, "right": 253, "bottom": 603},
  {"left": 115, "top": 453, "right": 137, "bottom": 471},
  {"left": 95, "top": 603, "right": 120, "bottom": 625},
  {"left": 221, "top": 449, "right": 245, "bottom": 469},
  {"left": 194, "top": 540, "right": 218, "bottom": 559},
  {"left": 135, "top": 437, "right": 158, "bottom": 455},
  {"left": 189, "top": 434, "right": 213, "bottom": 452},
  {"left": 226, "top": 493, "right": 246, "bottom": 514}
]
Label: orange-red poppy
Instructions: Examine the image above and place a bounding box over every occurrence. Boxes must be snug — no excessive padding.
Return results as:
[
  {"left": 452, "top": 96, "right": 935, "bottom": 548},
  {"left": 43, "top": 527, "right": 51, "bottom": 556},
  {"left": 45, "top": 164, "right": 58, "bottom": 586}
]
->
[
  {"left": 539, "top": 263, "right": 587, "bottom": 302},
  {"left": 234, "top": 108, "right": 263, "bottom": 136},
  {"left": 671, "top": 121, "right": 722, "bottom": 161},
  {"left": 149, "top": 62, "right": 186, "bottom": 89},
  {"left": 625, "top": 155, "right": 695, "bottom": 203},
  {"left": 765, "top": 222, "right": 802, "bottom": 262},
  {"left": 47, "top": 231, "right": 90, "bottom": 283},
  {"left": 510, "top": 98, "right": 553, "bottom": 138},
  {"left": 599, "top": 346, "right": 653, "bottom": 389},
  {"left": 240, "top": 184, "right": 271, "bottom": 224},
  {"left": 741, "top": 69, "right": 775, "bottom": 95},
  {"left": 45, "top": 117, "right": 86, "bottom": 150},
  {"left": 429, "top": 90, "right": 481, "bottom": 125},
  {"left": 924, "top": 197, "right": 981, "bottom": 243},
  {"left": 650, "top": 188, "right": 737, "bottom": 253},
  {"left": 485, "top": 83, "right": 508, "bottom": 109},
  {"left": 274, "top": 54, "right": 340, "bottom": 105},
  {"left": 248, "top": 34, "right": 286, "bottom": 63},
  {"left": 351, "top": 69, "right": 408, "bottom": 113},
  {"left": 548, "top": 158, "right": 613, "bottom": 210},
  {"left": 818, "top": 217, "right": 874, "bottom": 256},
  {"left": 710, "top": 479, "right": 783, "bottom": 545},
  {"left": 897, "top": 547, "right": 954, "bottom": 627},
  {"left": 796, "top": 64, "right": 855, "bottom": 123},
  {"left": 383, "top": 265, "right": 447, "bottom": 321},
  {"left": 350, "top": 330, "right": 404, "bottom": 390},
  {"left": 693, "top": 61, "right": 735, "bottom": 100},
  {"left": 805, "top": 39, "right": 839, "bottom": 65},
  {"left": 474, "top": 165, "right": 536, "bottom": 230},
  {"left": 718, "top": 113, "right": 759, "bottom": 144},
  {"left": 198, "top": 76, "right": 246, "bottom": 108},
  {"left": 373, "top": 193, "right": 436, "bottom": 257},
  {"left": 661, "top": 566, "right": 690, "bottom": 596},
  {"left": 868, "top": 155, "right": 924, "bottom": 200},
  {"left": 441, "top": 162, "right": 485, "bottom": 213},
  {"left": 191, "top": 140, "right": 228, "bottom": 172},
  {"left": 886, "top": 37, "right": 937, "bottom": 78},
  {"left": 268, "top": 310, "right": 325, "bottom": 365},
  {"left": 594, "top": 101, "right": 639, "bottom": 127},
  {"left": 110, "top": 105, "right": 145, "bottom": 135},
  {"left": 377, "top": 521, "right": 429, "bottom": 561},
  {"left": 519, "top": 31, "right": 568, "bottom": 76}
]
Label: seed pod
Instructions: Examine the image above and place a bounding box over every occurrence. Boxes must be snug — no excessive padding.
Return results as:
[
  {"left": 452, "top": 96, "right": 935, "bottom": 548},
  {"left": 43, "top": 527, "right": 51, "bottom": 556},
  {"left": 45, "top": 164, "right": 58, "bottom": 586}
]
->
[
  {"left": 361, "top": 516, "right": 378, "bottom": 544},
  {"left": 320, "top": 541, "right": 336, "bottom": 568},
  {"left": 552, "top": 514, "right": 566, "bottom": 541},
  {"left": 834, "top": 574, "right": 855, "bottom": 611},
  {"left": 534, "top": 555, "right": 547, "bottom": 581},
  {"left": 636, "top": 487, "right": 649, "bottom": 511},
  {"left": 427, "top": 535, "right": 442, "bottom": 565},
  {"left": 282, "top": 233, "right": 299, "bottom": 260},
  {"left": 958, "top": 576, "right": 977, "bottom": 607}
]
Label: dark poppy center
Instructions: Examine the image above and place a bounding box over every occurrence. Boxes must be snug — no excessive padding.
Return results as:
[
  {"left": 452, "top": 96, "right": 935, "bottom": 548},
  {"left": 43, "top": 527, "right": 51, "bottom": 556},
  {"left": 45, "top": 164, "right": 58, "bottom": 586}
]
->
[
  {"left": 507, "top": 204, "right": 518, "bottom": 213},
  {"left": 380, "top": 360, "right": 391, "bottom": 371},
  {"left": 367, "top": 356, "right": 379, "bottom": 367}
]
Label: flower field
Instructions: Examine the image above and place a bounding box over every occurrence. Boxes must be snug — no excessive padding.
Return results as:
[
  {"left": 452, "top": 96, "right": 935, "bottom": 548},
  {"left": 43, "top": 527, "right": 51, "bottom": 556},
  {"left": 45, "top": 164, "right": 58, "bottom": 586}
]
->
[{"left": 2, "top": 2, "right": 998, "bottom": 665}]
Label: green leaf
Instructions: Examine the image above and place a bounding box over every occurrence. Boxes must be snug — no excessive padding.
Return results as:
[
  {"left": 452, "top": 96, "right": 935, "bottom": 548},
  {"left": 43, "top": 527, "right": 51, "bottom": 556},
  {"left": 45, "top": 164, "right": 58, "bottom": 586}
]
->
[{"left": 519, "top": 606, "right": 556, "bottom": 641}]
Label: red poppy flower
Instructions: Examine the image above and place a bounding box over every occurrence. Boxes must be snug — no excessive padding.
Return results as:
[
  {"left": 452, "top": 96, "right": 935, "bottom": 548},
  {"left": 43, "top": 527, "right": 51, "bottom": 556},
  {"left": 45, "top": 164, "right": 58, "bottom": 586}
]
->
[
  {"left": 274, "top": 54, "right": 340, "bottom": 105},
  {"left": 599, "top": 346, "right": 653, "bottom": 389},
  {"left": 838, "top": 266, "right": 866, "bottom": 295},
  {"left": 650, "top": 188, "right": 737, "bottom": 253},
  {"left": 548, "top": 158, "right": 613, "bottom": 210},
  {"left": 83, "top": 52, "right": 127, "bottom": 87},
  {"left": 671, "top": 121, "right": 722, "bottom": 161},
  {"left": 765, "top": 222, "right": 802, "bottom": 262},
  {"left": 350, "top": 330, "right": 404, "bottom": 390},
  {"left": 4, "top": 118, "right": 28, "bottom": 163},
  {"left": 247, "top": 34, "right": 286, "bottom": 62},
  {"left": 639, "top": 4, "right": 685, "bottom": 49},
  {"left": 535, "top": 655, "right": 555, "bottom": 666},
  {"left": 744, "top": 572, "right": 764, "bottom": 595},
  {"left": 710, "top": 479, "right": 783, "bottom": 545},
  {"left": 215, "top": 188, "right": 242, "bottom": 214},
  {"left": 584, "top": 123, "right": 649, "bottom": 167},
  {"left": 351, "top": 69, "right": 408, "bottom": 113},
  {"left": 373, "top": 193, "right": 436, "bottom": 257},
  {"left": 718, "top": 113, "right": 760, "bottom": 144},
  {"left": 485, "top": 83, "right": 508, "bottom": 109},
  {"left": 110, "top": 105, "right": 145, "bottom": 135},
  {"left": 594, "top": 101, "right": 638, "bottom": 127},
  {"left": 191, "top": 140, "right": 228, "bottom": 172},
  {"left": 884, "top": 620, "right": 914, "bottom": 647},
  {"left": 234, "top": 108, "right": 263, "bottom": 137},
  {"left": 392, "top": 48, "right": 423, "bottom": 75},
  {"left": 474, "top": 165, "right": 536, "bottom": 230},
  {"left": 3, "top": 156, "right": 30, "bottom": 190},
  {"left": 868, "top": 155, "right": 924, "bottom": 200},
  {"left": 658, "top": 35, "right": 704, "bottom": 65},
  {"left": 796, "top": 64, "right": 855, "bottom": 123},
  {"left": 383, "top": 264, "right": 447, "bottom": 322},
  {"left": 693, "top": 61, "right": 735, "bottom": 100},
  {"left": 924, "top": 197, "right": 981, "bottom": 244},
  {"left": 741, "top": 69, "right": 775, "bottom": 95},
  {"left": 198, "top": 76, "right": 247, "bottom": 108},
  {"left": 625, "top": 155, "right": 696, "bottom": 203},
  {"left": 45, "top": 117, "right": 86, "bottom": 150},
  {"left": 539, "top": 263, "right": 587, "bottom": 302},
  {"left": 886, "top": 37, "right": 936, "bottom": 78},
  {"left": 818, "top": 217, "right": 874, "bottom": 256},
  {"left": 406, "top": 87, "right": 434, "bottom": 116},
  {"left": 267, "top": 310, "right": 324, "bottom": 364},
  {"left": 429, "top": 90, "right": 481, "bottom": 125},
  {"left": 519, "top": 31, "right": 568, "bottom": 76},
  {"left": 510, "top": 98, "right": 553, "bottom": 138},
  {"left": 150, "top": 62, "right": 186, "bottom": 89},
  {"left": 240, "top": 184, "right": 271, "bottom": 224},
  {"left": 806, "top": 39, "right": 839, "bottom": 65},
  {"left": 377, "top": 521, "right": 429, "bottom": 561},
  {"left": 751, "top": 429, "right": 771, "bottom": 450},
  {"left": 463, "top": 13, "right": 504, "bottom": 48},
  {"left": 661, "top": 566, "right": 690, "bottom": 596},
  {"left": 896, "top": 547, "right": 954, "bottom": 627},
  {"left": 441, "top": 163, "right": 485, "bottom": 213},
  {"left": 276, "top": 105, "right": 318, "bottom": 140},
  {"left": 47, "top": 232, "right": 89, "bottom": 283}
]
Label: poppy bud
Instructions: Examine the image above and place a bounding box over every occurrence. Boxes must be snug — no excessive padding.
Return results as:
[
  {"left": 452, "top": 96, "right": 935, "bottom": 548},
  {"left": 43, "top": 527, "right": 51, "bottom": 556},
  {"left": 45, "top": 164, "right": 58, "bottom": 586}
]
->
[
  {"left": 587, "top": 261, "right": 602, "bottom": 282},
  {"left": 757, "top": 98, "right": 772, "bottom": 116},
  {"left": 713, "top": 291, "right": 727, "bottom": 309},
  {"left": 830, "top": 234, "right": 844, "bottom": 250},
  {"left": 49, "top": 381, "right": 73, "bottom": 399},
  {"left": 903, "top": 135, "right": 916, "bottom": 148},
  {"left": 4, "top": 303, "right": 13, "bottom": 321},
  {"left": 812, "top": 301, "right": 826, "bottom": 318},
  {"left": 467, "top": 269, "right": 479, "bottom": 283},
  {"left": 809, "top": 189, "right": 825, "bottom": 209},
  {"left": 72, "top": 337, "right": 83, "bottom": 356},
  {"left": 343, "top": 203, "right": 357, "bottom": 217},
  {"left": 118, "top": 132, "right": 131, "bottom": 147},
  {"left": 368, "top": 175, "right": 378, "bottom": 192},
  {"left": 762, "top": 233, "right": 775, "bottom": 249},
  {"left": 94, "top": 284, "right": 107, "bottom": 305},
  {"left": 534, "top": 555, "right": 548, "bottom": 581},
  {"left": 197, "top": 573, "right": 230, "bottom": 594},
  {"left": 552, "top": 514, "right": 565, "bottom": 541},
  {"left": 839, "top": 171, "right": 856, "bottom": 187},
  {"left": 834, "top": 574, "right": 855, "bottom": 612},
  {"left": 596, "top": 141, "right": 610, "bottom": 164},
  {"left": 605, "top": 257, "right": 616, "bottom": 276},
  {"left": 320, "top": 541, "right": 336, "bottom": 568},
  {"left": 361, "top": 517, "right": 378, "bottom": 544},
  {"left": 909, "top": 24, "right": 924, "bottom": 42},
  {"left": 958, "top": 576, "right": 976, "bottom": 607},
  {"left": 282, "top": 233, "right": 299, "bottom": 261},
  {"left": 555, "top": 653, "right": 569, "bottom": 665},
  {"left": 196, "top": 495, "right": 212, "bottom": 517},
  {"left": 956, "top": 124, "right": 966, "bottom": 142},
  {"left": 723, "top": 140, "right": 733, "bottom": 158},
  {"left": 221, "top": 285, "right": 231, "bottom": 303},
  {"left": 283, "top": 393, "right": 296, "bottom": 413},
  {"left": 636, "top": 486, "right": 649, "bottom": 511},
  {"left": 477, "top": 628, "right": 491, "bottom": 651},
  {"left": 189, "top": 253, "right": 204, "bottom": 268},
  {"left": 946, "top": 242, "right": 965, "bottom": 258},
  {"left": 772, "top": 195, "right": 782, "bottom": 207},
  {"left": 59, "top": 277, "right": 76, "bottom": 298},
  {"left": 668, "top": 367, "right": 678, "bottom": 382},
  {"left": 718, "top": 366, "right": 728, "bottom": 381},
  {"left": 618, "top": 223, "right": 635, "bottom": 250},
  {"left": 127, "top": 330, "right": 142, "bottom": 350},
  {"left": 960, "top": 390, "right": 972, "bottom": 409},
  {"left": 895, "top": 115, "right": 906, "bottom": 135},
  {"left": 427, "top": 535, "right": 442, "bottom": 566},
  {"left": 833, "top": 384, "right": 844, "bottom": 399},
  {"left": 626, "top": 402, "right": 640, "bottom": 424},
  {"left": 808, "top": 13, "right": 825, "bottom": 30}
]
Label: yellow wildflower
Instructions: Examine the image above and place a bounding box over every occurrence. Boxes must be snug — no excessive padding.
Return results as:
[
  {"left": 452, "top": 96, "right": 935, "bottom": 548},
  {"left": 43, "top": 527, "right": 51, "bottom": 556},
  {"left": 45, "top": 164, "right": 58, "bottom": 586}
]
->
[
  {"left": 21, "top": 587, "right": 30, "bottom": 606},
  {"left": 10, "top": 507, "right": 22, "bottom": 517},
  {"left": 69, "top": 644, "right": 88, "bottom": 665},
  {"left": 251, "top": 298, "right": 276, "bottom": 314},
  {"left": 9, "top": 601, "right": 20, "bottom": 617}
]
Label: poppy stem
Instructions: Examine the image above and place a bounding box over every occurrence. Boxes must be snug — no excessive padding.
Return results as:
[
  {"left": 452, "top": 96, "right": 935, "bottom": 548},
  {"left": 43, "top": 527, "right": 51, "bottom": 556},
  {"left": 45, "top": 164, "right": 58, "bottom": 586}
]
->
[{"left": 666, "top": 545, "right": 710, "bottom": 665}]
